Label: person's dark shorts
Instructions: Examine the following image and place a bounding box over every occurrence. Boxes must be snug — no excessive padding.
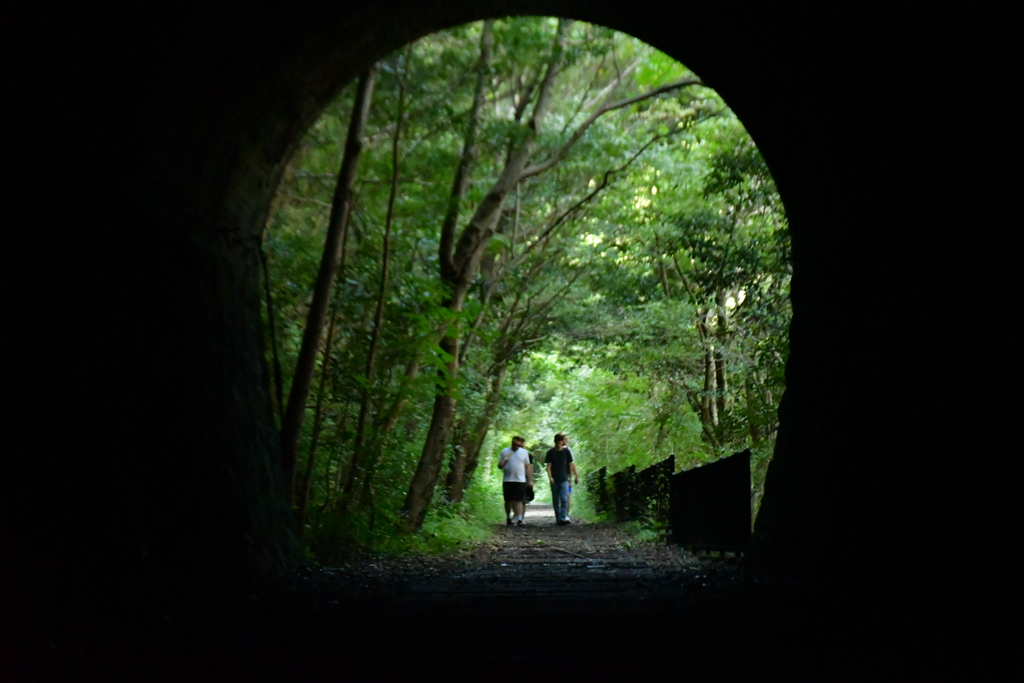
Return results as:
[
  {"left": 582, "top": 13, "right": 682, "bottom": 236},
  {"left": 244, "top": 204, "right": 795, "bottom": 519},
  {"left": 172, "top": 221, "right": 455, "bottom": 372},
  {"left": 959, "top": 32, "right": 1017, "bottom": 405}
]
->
[{"left": 503, "top": 481, "right": 527, "bottom": 502}]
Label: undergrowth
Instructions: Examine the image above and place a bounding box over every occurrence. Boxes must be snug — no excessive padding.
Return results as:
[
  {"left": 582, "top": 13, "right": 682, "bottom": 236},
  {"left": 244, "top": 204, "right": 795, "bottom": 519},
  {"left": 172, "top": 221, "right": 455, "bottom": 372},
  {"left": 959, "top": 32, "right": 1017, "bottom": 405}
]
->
[
  {"left": 307, "top": 463, "right": 503, "bottom": 563},
  {"left": 564, "top": 482, "right": 606, "bottom": 523},
  {"left": 622, "top": 514, "right": 671, "bottom": 545}
]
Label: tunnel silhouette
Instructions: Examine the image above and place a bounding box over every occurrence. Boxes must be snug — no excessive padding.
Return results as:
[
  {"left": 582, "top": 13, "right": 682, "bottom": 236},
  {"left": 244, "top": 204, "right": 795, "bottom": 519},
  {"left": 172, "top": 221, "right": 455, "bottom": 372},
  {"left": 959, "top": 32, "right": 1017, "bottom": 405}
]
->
[{"left": 7, "top": 1, "right": 997, "bottom": 678}]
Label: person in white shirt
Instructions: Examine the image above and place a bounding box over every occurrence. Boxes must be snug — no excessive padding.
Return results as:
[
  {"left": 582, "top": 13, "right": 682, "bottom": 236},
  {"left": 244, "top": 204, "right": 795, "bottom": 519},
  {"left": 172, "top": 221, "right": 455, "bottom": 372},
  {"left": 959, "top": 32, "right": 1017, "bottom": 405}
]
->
[{"left": 498, "top": 436, "right": 534, "bottom": 526}]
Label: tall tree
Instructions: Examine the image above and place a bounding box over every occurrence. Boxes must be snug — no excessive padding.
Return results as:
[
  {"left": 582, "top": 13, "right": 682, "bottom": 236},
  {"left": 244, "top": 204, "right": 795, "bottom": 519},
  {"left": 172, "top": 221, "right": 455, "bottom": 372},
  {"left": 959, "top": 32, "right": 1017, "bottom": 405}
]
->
[
  {"left": 398, "top": 19, "right": 501, "bottom": 530},
  {"left": 296, "top": 295, "right": 341, "bottom": 524},
  {"left": 401, "top": 20, "right": 703, "bottom": 531},
  {"left": 345, "top": 51, "right": 408, "bottom": 509},
  {"left": 259, "top": 18, "right": 783, "bottom": 553},
  {"left": 279, "top": 67, "right": 377, "bottom": 503}
]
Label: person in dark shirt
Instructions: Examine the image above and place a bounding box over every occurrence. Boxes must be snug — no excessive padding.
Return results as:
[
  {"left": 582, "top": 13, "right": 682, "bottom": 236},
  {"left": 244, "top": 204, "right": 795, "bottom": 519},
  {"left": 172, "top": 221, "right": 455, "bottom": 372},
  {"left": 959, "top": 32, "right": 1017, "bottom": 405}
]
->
[{"left": 544, "top": 432, "right": 578, "bottom": 525}]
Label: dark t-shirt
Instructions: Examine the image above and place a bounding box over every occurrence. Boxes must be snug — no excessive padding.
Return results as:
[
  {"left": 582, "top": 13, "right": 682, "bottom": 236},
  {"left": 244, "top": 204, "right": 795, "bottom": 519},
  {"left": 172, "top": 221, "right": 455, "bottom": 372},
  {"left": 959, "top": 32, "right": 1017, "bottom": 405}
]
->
[{"left": 544, "top": 447, "right": 574, "bottom": 483}]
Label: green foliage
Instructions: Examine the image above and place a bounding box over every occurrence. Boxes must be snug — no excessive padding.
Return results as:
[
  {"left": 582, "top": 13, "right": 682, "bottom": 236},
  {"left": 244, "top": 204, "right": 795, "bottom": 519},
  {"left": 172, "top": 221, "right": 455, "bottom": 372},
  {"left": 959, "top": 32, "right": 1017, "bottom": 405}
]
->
[
  {"left": 622, "top": 519, "right": 667, "bottom": 545},
  {"left": 308, "top": 452, "right": 500, "bottom": 562},
  {"left": 566, "top": 483, "right": 604, "bottom": 523},
  {"left": 263, "top": 17, "right": 789, "bottom": 557}
]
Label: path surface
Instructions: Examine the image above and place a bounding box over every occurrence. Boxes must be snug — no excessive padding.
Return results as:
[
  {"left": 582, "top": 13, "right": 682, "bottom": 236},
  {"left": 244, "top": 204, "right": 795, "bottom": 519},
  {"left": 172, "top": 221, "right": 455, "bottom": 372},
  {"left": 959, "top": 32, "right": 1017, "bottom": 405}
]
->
[
  {"left": 408, "top": 502, "right": 689, "bottom": 609},
  {"left": 257, "top": 506, "right": 825, "bottom": 679},
  {"left": 51, "top": 507, "right": 960, "bottom": 681},
  {"left": 294, "top": 503, "right": 748, "bottom": 620}
]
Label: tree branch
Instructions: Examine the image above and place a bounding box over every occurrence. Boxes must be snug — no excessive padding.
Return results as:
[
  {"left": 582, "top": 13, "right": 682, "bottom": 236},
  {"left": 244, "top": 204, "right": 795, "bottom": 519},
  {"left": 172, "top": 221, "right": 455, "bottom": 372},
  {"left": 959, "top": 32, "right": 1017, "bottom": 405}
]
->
[
  {"left": 582, "top": 56, "right": 642, "bottom": 111},
  {"left": 511, "top": 120, "right": 697, "bottom": 270},
  {"left": 518, "top": 77, "right": 703, "bottom": 181},
  {"left": 452, "top": 20, "right": 572, "bottom": 288},
  {"left": 438, "top": 19, "right": 493, "bottom": 284}
]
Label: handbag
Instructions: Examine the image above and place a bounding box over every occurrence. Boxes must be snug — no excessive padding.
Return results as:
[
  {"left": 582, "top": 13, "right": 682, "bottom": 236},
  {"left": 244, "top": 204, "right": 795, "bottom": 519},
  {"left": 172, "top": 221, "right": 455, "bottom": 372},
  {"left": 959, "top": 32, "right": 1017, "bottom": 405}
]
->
[{"left": 524, "top": 484, "right": 535, "bottom": 503}]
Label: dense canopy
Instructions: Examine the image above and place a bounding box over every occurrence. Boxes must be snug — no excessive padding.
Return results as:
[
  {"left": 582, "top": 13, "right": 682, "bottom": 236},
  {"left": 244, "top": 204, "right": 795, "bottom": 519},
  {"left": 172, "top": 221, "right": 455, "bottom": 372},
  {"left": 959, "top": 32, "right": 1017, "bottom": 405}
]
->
[{"left": 261, "top": 17, "right": 789, "bottom": 555}]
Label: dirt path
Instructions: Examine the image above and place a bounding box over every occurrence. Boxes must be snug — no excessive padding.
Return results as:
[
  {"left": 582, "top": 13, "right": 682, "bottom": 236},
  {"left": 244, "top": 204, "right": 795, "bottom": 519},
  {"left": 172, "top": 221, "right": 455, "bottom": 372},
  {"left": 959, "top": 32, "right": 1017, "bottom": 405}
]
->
[
  {"left": 121, "top": 508, "right": 910, "bottom": 680},
  {"left": 295, "top": 503, "right": 747, "bottom": 619}
]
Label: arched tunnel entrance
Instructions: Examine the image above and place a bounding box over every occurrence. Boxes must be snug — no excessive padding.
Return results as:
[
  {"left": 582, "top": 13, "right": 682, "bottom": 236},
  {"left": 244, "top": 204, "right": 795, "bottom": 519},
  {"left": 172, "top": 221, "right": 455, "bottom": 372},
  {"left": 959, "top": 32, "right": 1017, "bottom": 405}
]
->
[
  {"left": 7, "top": 1, "right": 998, "bottom": 679},
  {"left": 107, "top": 0, "right": 898, "bottom": 588},
  {"left": 264, "top": 17, "right": 788, "bottom": 558}
]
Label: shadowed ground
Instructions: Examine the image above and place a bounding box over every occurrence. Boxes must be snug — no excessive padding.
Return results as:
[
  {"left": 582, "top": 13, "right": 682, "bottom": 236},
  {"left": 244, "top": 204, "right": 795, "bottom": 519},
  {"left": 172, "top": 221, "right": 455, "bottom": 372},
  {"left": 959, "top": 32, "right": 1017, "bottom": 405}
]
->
[
  {"left": 307, "top": 503, "right": 737, "bottom": 617},
  {"left": 84, "top": 506, "right": 965, "bottom": 681},
  {"left": 16, "top": 505, "right": 984, "bottom": 681}
]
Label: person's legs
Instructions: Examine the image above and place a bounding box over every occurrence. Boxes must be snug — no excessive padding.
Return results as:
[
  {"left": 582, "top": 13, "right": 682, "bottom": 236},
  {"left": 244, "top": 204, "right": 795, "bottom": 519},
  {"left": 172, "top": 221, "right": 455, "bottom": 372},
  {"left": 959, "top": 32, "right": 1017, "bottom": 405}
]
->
[
  {"left": 503, "top": 482, "right": 514, "bottom": 524},
  {"left": 554, "top": 481, "right": 570, "bottom": 522},
  {"left": 560, "top": 481, "right": 571, "bottom": 522},
  {"left": 516, "top": 484, "right": 528, "bottom": 522},
  {"left": 513, "top": 500, "right": 525, "bottom": 523}
]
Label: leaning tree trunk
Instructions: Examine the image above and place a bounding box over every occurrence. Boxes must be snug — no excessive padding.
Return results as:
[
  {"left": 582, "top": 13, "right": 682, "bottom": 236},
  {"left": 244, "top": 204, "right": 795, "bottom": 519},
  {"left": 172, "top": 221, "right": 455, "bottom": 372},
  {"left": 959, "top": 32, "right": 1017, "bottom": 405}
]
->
[
  {"left": 279, "top": 67, "right": 376, "bottom": 502},
  {"left": 297, "top": 205, "right": 355, "bottom": 522},
  {"left": 401, "top": 21, "right": 569, "bottom": 532},
  {"left": 398, "top": 22, "right": 494, "bottom": 531},
  {"left": 445, "top": 427, "right": 470, "bottom": 505},
  {"left": 402, "top": 334, "right": 461, "bottom": 530},
  {"left": 446, "top": 361, "right": 509, "bottom": 503},
  {"left": 443, "top": 418, "right": 469, "bottom": 501},
  {"left": 357, "top": 355, "right": 422, "bottom": 507},
  {"left": 400, "top": 19, "right": 694, "bottom": 531}
]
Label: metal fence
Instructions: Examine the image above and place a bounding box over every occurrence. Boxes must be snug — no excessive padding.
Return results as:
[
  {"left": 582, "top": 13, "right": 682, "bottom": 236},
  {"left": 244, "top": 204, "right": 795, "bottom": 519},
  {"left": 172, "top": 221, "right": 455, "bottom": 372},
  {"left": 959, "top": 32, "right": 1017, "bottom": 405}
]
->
[
  {"left": 585, "top": 466, "right": 611, "bottom": 515},
  {"left": 610, "top": 465, "right": 636, "bottom": 521},
  {"left": 586, "top": 455, "right": 674, "bottom": 523},
  {"left": 585, "top": 450, "right": 751, "bottom": 552}
]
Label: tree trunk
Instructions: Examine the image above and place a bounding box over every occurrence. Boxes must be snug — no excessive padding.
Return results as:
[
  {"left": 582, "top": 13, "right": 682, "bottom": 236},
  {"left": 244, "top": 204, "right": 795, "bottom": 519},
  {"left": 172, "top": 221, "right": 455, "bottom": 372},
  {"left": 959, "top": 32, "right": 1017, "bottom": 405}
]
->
[
  {"left": 444, "top": 418, "right": 468, "bottom": 502},
  {"left": 344, "top": 58, "right": 406, "bottom": 509},
  {"left": 398, "top": 23, "right": 494, "bottom": 531},
  {"left": 714, "top": 348, "right": 727, "bottom": 418},
  {"left": 445, "top": 441, "right": 467, "bottom": 503},
  {"left": 704, "top": 345, "right": 718, "bottom": 427},
  {"left": 460, "top": 362, "right": 510, "bottom": 491},
  {"left": 446, "top": 361, "right": 508, "bottom": 503},
  {"left": 401, "top": 335, "right": 459, "bottom": 530},
  {"left": 658, "top": 258, "right": 671, "bottom": 299},
  {"left": 714, "top": 287, "right": 729, "bottom": 417},
  {"left": 299, "top": 213, "right": 355, "bottom": 520},
  {"left": 279, "top": 67, "right": 377, "bottom": 502},
  {"left": 437, "top": 20, "right": 493, "bottom": 285},
  {"left": 401, "top": 22, "right": 570, "bottom": 532},
  {"left": 377, "top": 357, "right": 421, "bottom": 435},
  {"left": 296, "top": 297, "right": 340, "bottom": 525},
  {"left": 314, "top": 400, "right": 352, "bottom": 516},
  {"left": 746, "top": 372, "right": 762, "bottom": 446},
  {"left": 459, "top": 279, "right": 498, "bottom": 363}
]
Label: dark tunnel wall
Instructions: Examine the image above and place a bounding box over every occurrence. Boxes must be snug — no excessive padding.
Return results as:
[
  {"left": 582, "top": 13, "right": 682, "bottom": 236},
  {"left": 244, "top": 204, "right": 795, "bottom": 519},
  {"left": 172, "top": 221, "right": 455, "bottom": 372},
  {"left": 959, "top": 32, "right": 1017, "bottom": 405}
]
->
[{"left": 6, "top": 0, "right": 1002, "bottom": 633}]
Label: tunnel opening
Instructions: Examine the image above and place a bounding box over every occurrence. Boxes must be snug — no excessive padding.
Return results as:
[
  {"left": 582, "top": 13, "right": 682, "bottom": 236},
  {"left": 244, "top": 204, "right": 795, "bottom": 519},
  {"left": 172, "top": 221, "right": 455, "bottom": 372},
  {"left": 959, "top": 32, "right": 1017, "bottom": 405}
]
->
[
  {"left": 7, "top": 1, "right": 992, "bottom": 679},
  {"left": 260, "top": 17, "right": 790, "bottom": 561}
]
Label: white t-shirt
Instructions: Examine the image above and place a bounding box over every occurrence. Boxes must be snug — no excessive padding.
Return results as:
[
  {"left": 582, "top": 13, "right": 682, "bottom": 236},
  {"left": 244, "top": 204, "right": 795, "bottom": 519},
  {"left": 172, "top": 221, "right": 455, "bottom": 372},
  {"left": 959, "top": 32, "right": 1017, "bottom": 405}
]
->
[{"left": 499, "top": 447, "right": 531, "bottom": 483}]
